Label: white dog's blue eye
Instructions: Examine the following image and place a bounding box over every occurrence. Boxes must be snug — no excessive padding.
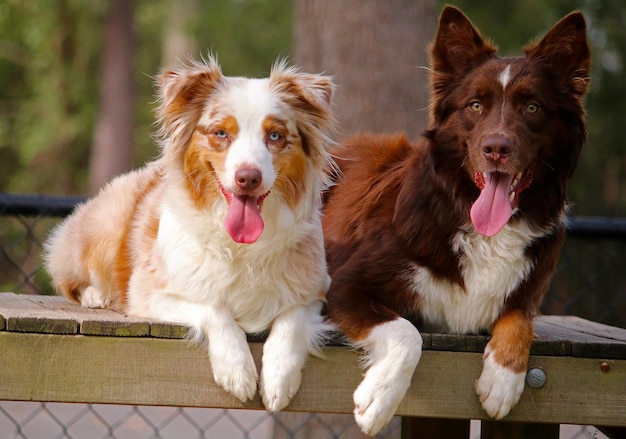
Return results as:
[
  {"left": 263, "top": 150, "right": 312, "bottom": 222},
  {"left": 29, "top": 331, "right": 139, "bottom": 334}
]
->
[
  {"left": 216, "top": 130, "right": 228, "bottom": 138},
  {"left": 268, "top": 132, "right": 282, "bottom": 141}
]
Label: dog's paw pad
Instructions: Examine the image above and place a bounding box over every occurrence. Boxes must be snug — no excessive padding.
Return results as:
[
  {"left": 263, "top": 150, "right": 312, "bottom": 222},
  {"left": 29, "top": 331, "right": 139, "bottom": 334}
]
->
[
  {"left": 260, "top": 367, "right": 302, "bottom": 412},
  {"left": 475, "top": 354, "right": 525, "bottom": 419},
  {"left": 352, "top": 374, "right": 400, "bottom": 436},
  {"left": 353, "top": 391, "right": 395, "bottom": 437},
  {"left": 212, "top": 353, "right": 258, "bottom": 402},
  {"left": 214, "top": 371, "right": 257, "bottom": 402},
  {"left": 353, "top": 381, "right": 374, "bottom": 416}
]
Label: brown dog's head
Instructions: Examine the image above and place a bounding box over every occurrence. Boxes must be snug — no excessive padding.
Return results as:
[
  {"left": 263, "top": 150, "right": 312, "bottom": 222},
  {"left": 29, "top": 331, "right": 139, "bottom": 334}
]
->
[{"left": 428, "top": 6, "right": 590, "bottom": 236}]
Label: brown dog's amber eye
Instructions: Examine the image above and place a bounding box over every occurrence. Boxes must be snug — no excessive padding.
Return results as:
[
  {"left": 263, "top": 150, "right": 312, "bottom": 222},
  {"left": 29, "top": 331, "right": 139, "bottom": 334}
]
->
[
  {"left": 469, "top": 101, "right": 482, "bottom": 112},
  {"left": 526, "top": 103, "right": 539, "bottom": 113}
]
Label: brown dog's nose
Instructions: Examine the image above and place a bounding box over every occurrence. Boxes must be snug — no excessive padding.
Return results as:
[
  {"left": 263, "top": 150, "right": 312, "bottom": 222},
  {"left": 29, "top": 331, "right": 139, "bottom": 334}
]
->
[
  {"left": 235, "top": 168, "right": 262, "bottom": 191},
  {"left": 481, "top": 136, "right": 513, "bottom": 164}
]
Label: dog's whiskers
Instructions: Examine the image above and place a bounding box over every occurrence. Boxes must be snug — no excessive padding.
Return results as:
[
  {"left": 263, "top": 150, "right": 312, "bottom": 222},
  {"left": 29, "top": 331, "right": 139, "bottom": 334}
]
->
[{"left": 537, "top": 156, "right": 555, "bottom": 171}]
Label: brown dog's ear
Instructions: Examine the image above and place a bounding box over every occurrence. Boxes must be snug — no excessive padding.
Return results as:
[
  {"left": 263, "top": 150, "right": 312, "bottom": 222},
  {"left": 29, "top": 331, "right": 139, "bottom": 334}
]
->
[
  {"left": 430, "top": 6, "right": 496, "bottom": 87},
  {"left": 156, "top": 56, "right": 224, "bottom": 150},
  {"left": 428, "top": 6, "right": 496, "bottom": 125},
  {"left": 525, "top": 12, "right": 591, "bottom": 96}
]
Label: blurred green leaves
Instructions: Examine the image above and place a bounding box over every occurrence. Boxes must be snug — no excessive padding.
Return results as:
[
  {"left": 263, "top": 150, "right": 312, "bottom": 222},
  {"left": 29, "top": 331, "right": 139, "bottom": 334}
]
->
[{"left": 0, "top": 0, "right": 624, "bottom": 215}]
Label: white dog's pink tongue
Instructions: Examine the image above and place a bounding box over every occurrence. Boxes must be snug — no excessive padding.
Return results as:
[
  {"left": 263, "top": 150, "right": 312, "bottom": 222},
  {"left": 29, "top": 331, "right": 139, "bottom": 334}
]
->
[
  {"left": 225, "top": 195, "right": 264, "bottom": 244},
  {"left": 470, "top": 172, "right": 515, "bottom": 237}
]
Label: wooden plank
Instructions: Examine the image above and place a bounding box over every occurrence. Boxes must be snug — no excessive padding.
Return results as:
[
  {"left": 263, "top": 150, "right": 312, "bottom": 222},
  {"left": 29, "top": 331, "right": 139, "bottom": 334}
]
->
[
  {"left": 52, "top": 295, "right": 189, "bottom": 339},
  {"left": 541, "top": 315, "right": 626, "bottom": 342},
  {"left": 0, "top": 293, "right": 77, "bottom": 334},
  {"left": 27, "top": 294, "right": 152, "bottom": 337},
  {"left": 150, "top": 321, "right": 189, "bottom": 339},
  {"left": 0, "top": 293, "right": 181, "bottom": 337},
  {"left": 534, "top": 316, "right": 626, "bottom": 359},
  {"left": 0, "top": 331, "right": 624, "bottom": 427},
  {"left": 0, "top": 292, "right": 12, "bottom": 329},
  {"left": 3, "top": 294, "right": 626, "bottom": 357},
  {"left": 430, "top": 333, "right": 488, "bottom": 352}
]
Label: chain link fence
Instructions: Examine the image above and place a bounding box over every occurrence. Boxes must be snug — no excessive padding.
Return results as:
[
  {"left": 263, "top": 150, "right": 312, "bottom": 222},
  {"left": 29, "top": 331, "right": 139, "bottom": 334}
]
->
[
  {"left": 0, "top": 402, "right": 405, "bottom": 439},
  {"left": 1, "top": 194, "right": 624, "bottom": 438}
]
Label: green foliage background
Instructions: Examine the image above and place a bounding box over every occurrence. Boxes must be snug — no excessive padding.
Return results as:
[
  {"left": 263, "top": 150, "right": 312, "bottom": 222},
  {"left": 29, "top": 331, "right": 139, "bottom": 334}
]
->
[{"left": 0, "top": 0, "right": 624, "bottom": 216}]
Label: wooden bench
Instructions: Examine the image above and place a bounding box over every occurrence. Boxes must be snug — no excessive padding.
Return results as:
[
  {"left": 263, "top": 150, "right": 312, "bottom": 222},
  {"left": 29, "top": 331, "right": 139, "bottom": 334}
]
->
[{"left": 1, "top": 292, "right": 624, "bottom": 438}]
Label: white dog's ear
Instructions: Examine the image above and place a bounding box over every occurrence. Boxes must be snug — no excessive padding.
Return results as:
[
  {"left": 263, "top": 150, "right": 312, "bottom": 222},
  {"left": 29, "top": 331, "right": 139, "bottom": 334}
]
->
[
  {"left": 270, "top": 60, "right": 335, "bottom": 127},
  {"left": 156, "top": 56, "right": 224, "bottom": 150},
  {"left": 270, "top": 61, "right": 337, "bottom": 170}
]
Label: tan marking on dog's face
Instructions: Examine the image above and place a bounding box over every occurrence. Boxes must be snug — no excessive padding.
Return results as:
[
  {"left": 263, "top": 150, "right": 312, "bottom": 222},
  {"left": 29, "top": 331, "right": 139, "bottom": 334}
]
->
[
  {"left": 264, "top": 115, "right": 307, "bottom": 209},
  {"left": 183, "top": 116, "right": 241, "bottom": 209}
]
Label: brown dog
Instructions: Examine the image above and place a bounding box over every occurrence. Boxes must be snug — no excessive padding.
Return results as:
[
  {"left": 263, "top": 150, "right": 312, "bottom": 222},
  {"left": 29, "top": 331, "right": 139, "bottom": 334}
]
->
[{"left": 323, "top": 6, "right": 590, "bottom": 435}]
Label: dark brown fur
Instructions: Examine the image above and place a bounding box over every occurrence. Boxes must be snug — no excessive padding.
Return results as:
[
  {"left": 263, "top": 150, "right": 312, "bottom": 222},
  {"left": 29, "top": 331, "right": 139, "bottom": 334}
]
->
[{"left": 325, "top": 5, "right": 589, "bottom": 339}]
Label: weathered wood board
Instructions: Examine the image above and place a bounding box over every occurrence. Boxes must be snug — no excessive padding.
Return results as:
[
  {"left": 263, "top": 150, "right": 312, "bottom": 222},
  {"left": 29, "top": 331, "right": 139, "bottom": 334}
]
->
[{"left": 0, "top": 293, "right": 625, "bottom": 428}]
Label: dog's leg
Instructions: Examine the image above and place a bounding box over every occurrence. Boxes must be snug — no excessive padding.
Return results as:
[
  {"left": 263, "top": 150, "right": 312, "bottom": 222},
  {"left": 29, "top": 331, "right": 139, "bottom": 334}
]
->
[
  {"left": 201, "top": 306, "right": 259, "bottom": 403},
  {"left": 352, "top": 317, "right": 422, "bottom": 436},
  {"left": 475, "top": 309, "right": 533, "bottom": 419},
  {"left": 260, "top": 300, "right": 329, "bottom": 412},
  {"left": 132, "top": 292, "right": 259, "bottom": 402}
]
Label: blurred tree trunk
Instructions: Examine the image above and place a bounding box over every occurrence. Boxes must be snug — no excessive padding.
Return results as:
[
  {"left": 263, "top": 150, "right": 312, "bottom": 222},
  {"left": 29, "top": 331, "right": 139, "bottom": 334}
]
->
[
  {"left": 293, "top": 0, "right": 437, "bottom": 140},
  {"left": 161, "top": 0, "right": 198, "bottom": 69},
  {"left": 89, "top": 0, "right": 135, "bottom": 194},
  {"left": 276, "top": 2, "right": 437, "bottom": 437}
]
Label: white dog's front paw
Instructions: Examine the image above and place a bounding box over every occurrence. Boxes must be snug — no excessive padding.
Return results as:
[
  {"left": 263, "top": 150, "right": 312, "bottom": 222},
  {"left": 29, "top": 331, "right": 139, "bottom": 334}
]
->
[
  {"left": 260, "top": 363, "right": 302, "bottom": 412},
  {"left": 353, "top": 376, "right": 404, "bottom": 437},
  {"left": 80, "top": 286, "right": 106, "bottom": 308},
  {"left": 259, "top": 302, "right": 329, "bottom": 412},
  {"left": 260, "top": 335, "right": 306, "bottom": 412},
  {"left": 211, "top": 346, "right": 258, "bottom": 403},
  {"left": 475, "top": 352, "right": 526, "bottom": 419}
]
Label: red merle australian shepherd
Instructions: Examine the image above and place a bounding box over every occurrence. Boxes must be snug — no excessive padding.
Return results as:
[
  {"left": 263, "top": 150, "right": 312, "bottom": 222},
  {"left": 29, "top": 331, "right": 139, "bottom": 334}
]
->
[{"left": 323, "top": 6, "right": 590, "bottom": 436}]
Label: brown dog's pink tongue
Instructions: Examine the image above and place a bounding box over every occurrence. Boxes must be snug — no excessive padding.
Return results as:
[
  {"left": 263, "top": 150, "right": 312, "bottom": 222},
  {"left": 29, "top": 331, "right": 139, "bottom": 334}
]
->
[
  {"left": 470, "top": 172, "right": 515, "bottom": 237},
  {"left": 224, "top": 195, "right": 264, "bottom": 244}
]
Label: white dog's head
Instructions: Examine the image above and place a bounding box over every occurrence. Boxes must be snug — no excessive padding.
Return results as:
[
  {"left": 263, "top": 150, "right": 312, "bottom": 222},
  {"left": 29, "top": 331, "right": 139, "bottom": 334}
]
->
[{"left": 156, "top": 56, "right": 336, "bottom": 243}]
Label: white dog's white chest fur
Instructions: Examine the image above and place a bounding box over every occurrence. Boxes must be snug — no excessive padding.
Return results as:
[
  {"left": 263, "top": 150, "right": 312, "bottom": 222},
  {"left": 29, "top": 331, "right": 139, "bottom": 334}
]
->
[
  {"left": 148, "top": 198, "right": 325, "bottom": 333},
  {"left": 406, "top": 220, "right": 549, "bottom": 333}
]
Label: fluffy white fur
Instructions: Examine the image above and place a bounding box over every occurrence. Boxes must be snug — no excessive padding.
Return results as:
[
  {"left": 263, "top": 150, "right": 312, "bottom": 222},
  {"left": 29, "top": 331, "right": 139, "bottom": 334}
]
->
[
  {"left": 44, "top": 56, "right": 336, "bottom": 411},
  {"left": 475, "top": 345, "right": 526, "bottom": 419},
  {"left": 409, "top": 219, "right": 548, "bottom": 334},
  {"left": 402, "top": 219, "right": 550, "bottom": 421}
]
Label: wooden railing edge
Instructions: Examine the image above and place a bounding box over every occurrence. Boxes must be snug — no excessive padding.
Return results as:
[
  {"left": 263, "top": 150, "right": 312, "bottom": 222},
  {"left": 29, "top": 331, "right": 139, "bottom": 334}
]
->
[{"left": 0, "top": 293, "right": 625, "bottom": 429}]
